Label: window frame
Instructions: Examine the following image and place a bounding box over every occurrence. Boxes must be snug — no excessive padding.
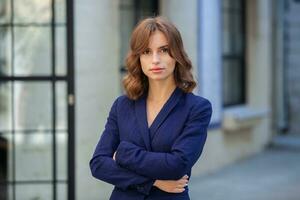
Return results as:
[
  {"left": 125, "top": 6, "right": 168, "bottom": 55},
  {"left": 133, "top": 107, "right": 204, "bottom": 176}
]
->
[
  {"left": 0, "top": 0, "right": 75, "bottom": 199},
  {"left": 221, "top": 0, "right": 247, "bottom": 107}
]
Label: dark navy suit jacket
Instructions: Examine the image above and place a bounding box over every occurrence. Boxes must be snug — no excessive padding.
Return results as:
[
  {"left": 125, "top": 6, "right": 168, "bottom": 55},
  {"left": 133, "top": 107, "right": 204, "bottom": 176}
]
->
[{"left": 90, "top": 87, "right": 212, "bottom": 200}]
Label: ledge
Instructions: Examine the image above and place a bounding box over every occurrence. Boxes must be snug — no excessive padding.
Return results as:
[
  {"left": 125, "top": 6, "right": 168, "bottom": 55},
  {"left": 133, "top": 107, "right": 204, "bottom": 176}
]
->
[{"left": 222, "top": 105, "right": 269, "bottom": 132}]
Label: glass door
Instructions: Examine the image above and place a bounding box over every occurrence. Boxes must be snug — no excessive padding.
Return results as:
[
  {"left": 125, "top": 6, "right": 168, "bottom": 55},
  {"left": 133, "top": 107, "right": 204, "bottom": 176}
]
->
[{"left": 0, "top": 0, "right": 75, "bottom": 199}]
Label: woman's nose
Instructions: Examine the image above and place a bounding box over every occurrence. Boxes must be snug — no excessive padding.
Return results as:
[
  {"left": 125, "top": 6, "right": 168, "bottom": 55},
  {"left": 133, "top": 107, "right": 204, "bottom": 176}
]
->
[{"left": 152, "top": 52, "right": 160, "bottom": 64}]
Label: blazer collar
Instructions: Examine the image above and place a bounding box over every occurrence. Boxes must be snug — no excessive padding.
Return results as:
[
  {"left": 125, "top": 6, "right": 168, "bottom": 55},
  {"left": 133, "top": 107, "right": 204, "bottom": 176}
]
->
[
  {"left": 135, "top": 93, "right": 152, "bottom": 151},
  {"left": 134, "top": 87, "right": 183, "bottom": 149},
  {"left": 149, "top": 87, "right": 183, "bottom": 139}
]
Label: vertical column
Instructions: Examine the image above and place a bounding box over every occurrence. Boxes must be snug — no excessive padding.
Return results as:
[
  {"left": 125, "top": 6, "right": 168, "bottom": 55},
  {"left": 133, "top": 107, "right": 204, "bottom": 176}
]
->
[
  {"left": 75, "top": 0, "right": 120, "bottom": 199},
  {"left": 197, "top": 0, "right": 222, "bottom": 127}
]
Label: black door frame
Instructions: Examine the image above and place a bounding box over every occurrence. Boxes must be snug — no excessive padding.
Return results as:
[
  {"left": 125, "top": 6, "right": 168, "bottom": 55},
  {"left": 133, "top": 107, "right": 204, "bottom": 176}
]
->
[{"left": 66, "top": 0, "right": 75, "bottom": 199}]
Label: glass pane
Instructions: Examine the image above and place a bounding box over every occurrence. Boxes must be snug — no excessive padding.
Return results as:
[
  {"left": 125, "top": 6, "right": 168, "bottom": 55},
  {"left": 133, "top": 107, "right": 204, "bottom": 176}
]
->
[
  {"left": 232, "top": 14, "right": 243, "bottom": 54},
  {"left": 120, "top": 0, "right": 135, "bottom": 66},
  {"left": 57, "top": 183, "right": 67, "bottom": 200},
  {"left": 137, "top": 0, "right": 158, "bottom": 19},
  {"left": 228, "top": 13, "right": 236, "bottom": 54},
  {"left": 55, "top": 0, "right": 66, "bottom": 23},
  {"left": 0, "top": 27, "right": 12, "bottom": 76},
  {"left": 0, "top": 0, "right": 11, "bottom": 24},
  {"left": 222, "top": 0, "right": 230, "bottom": 9},
  {"left": 223, "top": 60, "right": 244, "bottom": 105},
  {"left": 57, "top": 132, "right": 67, "bottom": 180},
  {"left": 232, "top": 0, "right": 242, "bottom": 10},
  {"left": 0, "top": 134, "right": 13, "bottom": 182},
  {"left": 222, "top": 31, "right": 230, "bottom": 54},
  {"left": 0, "top": 183, "right": 13, "bottom": 200},
  {"left": 0, "top": 82, "right": 12, "bottom": 131},
  {"left": 15, "top": 132, "right": 52, "bottom": 181},
  {"left": 223, "top": 15, "right": 241, "bottom": 54},
  {"left": 232, "top": 12, "right": 242, "bottom": 34},
  {"left": 231, "top": 60, "right": 243, "bottom": 104},
  {"left": 223, "top": 0, "right": 241, "bottom": 10},
  {"left": 222, "top": 12, "right": 230, "bottom": 54},
  {"left": 14, "top": 27, "right": 51, "bottom": 76},
  {"left": 13, "top": 0, "right": 51, "bottom": 23},
  {"left": 223, "top": 61, "right": 230, "bottom": 105},
  {"left": 56, "top": 82, "right": 67, "bottom": 130},
  {"left": 16, "top": 184, "right": 52, "bottom": 200},
  {"left": 232, "top": 32, "right": 243, "bottom": 54},
  {"left": 56, "top": 27, "right": 67, "bottom": 76},
  {"left": 222, "top": 0, "right": 244, "bottom": 55},
  {"left": 14, "top": 82, "right": 52, "bottom": 130}
]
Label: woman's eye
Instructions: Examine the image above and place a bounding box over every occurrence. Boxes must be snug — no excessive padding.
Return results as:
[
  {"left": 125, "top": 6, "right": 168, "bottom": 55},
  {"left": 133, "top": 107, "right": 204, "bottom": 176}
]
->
[
  {"left": 160, "top": 48, "right": 169, "bottom": 53},
  {"left": 143, "top": 50, "right": 151, "bottom": 55}
]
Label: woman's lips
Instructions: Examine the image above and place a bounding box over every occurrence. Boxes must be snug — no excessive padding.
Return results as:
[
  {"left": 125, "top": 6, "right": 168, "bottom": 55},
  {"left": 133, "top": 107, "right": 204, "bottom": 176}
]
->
[{"left": 150, "top": 67, "right": 164, "bottom": 73}]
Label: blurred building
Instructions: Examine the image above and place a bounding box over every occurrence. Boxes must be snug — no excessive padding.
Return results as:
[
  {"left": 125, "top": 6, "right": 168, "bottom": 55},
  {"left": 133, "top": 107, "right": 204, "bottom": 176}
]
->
[{"left": 0, "top": 0, "right": 299, "bottom": 200}]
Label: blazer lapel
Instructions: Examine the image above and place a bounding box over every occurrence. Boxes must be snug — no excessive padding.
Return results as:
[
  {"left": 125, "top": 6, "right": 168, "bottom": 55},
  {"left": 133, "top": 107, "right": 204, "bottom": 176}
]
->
[
  {"left": 149, "top": 87, "right": 183, "bottom": 140},
  {"left": 134, "top": 95, "right": 152, "bottom": 151}
]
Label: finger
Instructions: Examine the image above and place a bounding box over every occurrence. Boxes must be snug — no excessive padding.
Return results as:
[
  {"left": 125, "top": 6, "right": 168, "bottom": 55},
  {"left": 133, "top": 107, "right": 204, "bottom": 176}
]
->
[
  {"left": 172, "top": 188, "right": 185, "bottom": 193},
  {"left": 178, "top": 179, "right": 189, "bottom": 184},
  {"left": 178, "top": 178, "right": 188, "bottom": 183},
  {"left": 177, "top": 181, "right": 187, "bottom": 186},
  {"left": 181, "top": 176, "right": 188, "bottom": 180},
  {"left": 177, "top": 182, "right": 188, "bottom": 188},
  {"left": 176, "top": 185, "right": 184, "bottom": 189},
  {"left": 182, "top": 175, "right": 189, "bottom": 179},
  {"left": 180, "top": 178, "right": 187, "bottom": 182},
  {"left": 180, "top": 175, "right": 187, "bottom": 180}
]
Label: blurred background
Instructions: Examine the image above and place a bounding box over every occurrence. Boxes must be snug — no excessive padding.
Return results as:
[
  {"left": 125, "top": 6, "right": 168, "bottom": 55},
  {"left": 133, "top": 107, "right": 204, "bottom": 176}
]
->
[{"left": 0, "top": 0, "right": 299, "bottom": 200}]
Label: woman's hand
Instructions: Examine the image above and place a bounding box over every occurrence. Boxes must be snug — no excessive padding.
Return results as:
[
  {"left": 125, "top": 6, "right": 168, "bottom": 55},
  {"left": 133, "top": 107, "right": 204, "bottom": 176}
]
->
[{"left": 153, "top": 175, "right": 189, "bottom": 193}]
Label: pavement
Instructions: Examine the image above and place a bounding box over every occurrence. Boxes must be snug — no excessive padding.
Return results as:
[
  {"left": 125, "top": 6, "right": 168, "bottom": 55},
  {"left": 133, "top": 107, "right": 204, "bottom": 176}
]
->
[{"left": 189, "top": 135, "right": 300, "bottom": 200}]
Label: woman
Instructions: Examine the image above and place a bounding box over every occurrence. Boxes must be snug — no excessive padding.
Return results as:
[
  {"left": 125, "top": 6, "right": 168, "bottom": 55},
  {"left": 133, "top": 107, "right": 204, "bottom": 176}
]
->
[{"left": 90, "top": 16, "right": 212, "bottom": 200}]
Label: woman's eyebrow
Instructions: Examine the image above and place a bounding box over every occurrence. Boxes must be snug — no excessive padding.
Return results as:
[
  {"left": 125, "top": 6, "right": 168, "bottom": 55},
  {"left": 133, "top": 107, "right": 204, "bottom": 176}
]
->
[
  {"left": 158, "top": 45, "right": 169, "bottom": 49},
  {"left": 146, "top": 45, "right": 168, "bottom": 50}
]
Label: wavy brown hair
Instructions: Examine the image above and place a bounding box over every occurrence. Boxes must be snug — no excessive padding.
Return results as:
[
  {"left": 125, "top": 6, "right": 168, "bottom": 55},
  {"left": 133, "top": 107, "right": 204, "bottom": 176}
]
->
[{"left": 123, "top": 16, "right": 196, "bottom": 100}]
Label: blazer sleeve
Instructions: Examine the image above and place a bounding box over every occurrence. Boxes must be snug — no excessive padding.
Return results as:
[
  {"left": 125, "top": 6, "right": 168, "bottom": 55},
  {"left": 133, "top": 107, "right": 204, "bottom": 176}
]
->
[
  {"left": 89, "top": 97, "right": 155, "bottom": 195},
  {"left": 115, "top": 99, "right": 212, "bottom": 180}
]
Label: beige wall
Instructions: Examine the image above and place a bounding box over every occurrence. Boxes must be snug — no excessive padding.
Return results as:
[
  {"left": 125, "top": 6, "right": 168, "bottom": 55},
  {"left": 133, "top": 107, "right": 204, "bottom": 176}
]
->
[
  {"left": 193, "top": 0, "right": 274, "bottom": 175},
  {"left": 75, "top": 0, "right": 120, "bottom": 199}
]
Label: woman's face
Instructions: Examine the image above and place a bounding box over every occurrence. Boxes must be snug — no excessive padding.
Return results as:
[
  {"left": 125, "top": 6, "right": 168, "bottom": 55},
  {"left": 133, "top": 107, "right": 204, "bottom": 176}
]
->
[{"left": 140, "top": 31, "right": 176, "bottom": 82}]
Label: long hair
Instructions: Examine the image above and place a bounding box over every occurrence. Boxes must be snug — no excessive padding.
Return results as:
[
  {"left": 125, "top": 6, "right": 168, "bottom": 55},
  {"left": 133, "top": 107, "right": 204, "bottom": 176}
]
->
[{"left": 123, "top": 16, "right": 196, "bottom": 100}]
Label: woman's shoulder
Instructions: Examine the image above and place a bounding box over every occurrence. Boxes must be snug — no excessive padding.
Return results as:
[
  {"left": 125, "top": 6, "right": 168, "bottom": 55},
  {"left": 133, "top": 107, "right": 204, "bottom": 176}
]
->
[
  {"left": 183, "top": 92, "right": 212, "bottom": 116},
  {"left": 185, "top": 92, "right": 211, "bottom": 107},
  {"left": 112, "top": 94, "right": 134, "bottom": 108}
]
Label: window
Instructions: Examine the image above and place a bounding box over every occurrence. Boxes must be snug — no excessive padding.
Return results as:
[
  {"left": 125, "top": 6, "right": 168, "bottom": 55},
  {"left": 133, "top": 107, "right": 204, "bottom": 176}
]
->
[
  {"left": 0, "top": 0, "right": 75, "bottom": 199},
  {"left": 119, "top": 0, "right": 159, "bottom": 89},
  {"left": 222, "top": 0, "right": 246, "bottom": 106}
]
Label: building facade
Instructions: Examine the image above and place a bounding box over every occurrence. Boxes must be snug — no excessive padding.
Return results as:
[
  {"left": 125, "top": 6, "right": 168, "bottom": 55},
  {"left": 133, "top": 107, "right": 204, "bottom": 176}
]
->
[{"left": 0, "top": 0, "right": 299, "bottom": 199}]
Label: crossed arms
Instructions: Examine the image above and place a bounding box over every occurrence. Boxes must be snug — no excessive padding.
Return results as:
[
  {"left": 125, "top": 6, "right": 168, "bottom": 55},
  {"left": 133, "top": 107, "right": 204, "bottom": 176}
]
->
[{"left": 89, "top": 97, "right": 212, "bottom": 195}]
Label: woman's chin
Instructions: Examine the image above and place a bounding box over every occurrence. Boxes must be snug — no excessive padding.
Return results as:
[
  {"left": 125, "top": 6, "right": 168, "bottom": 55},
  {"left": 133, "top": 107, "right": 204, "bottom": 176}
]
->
[{"left": 148, "top": 75, "right": 167, "bottom": 81}]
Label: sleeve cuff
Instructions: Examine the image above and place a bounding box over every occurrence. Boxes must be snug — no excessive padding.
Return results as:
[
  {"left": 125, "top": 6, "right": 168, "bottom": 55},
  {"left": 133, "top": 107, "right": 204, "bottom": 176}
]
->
[
  {"left": 115, "top": 140, "right": 135, "bottom": 166},
  {"left": 135, "top": 179, "right": 155, "bottom": 195}
]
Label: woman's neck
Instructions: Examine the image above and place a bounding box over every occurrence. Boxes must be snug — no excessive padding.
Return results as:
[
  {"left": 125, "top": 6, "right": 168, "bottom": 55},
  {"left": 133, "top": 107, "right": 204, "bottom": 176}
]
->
[{"left": 147, "top": 80, "right": 176, "bottom": 103}]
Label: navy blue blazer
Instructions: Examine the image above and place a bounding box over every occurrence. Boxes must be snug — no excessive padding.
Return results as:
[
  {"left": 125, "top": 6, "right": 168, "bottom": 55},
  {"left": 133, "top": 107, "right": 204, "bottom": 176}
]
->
[{"left": 90, "top": 87, "right": 212, "bottom": 200}]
